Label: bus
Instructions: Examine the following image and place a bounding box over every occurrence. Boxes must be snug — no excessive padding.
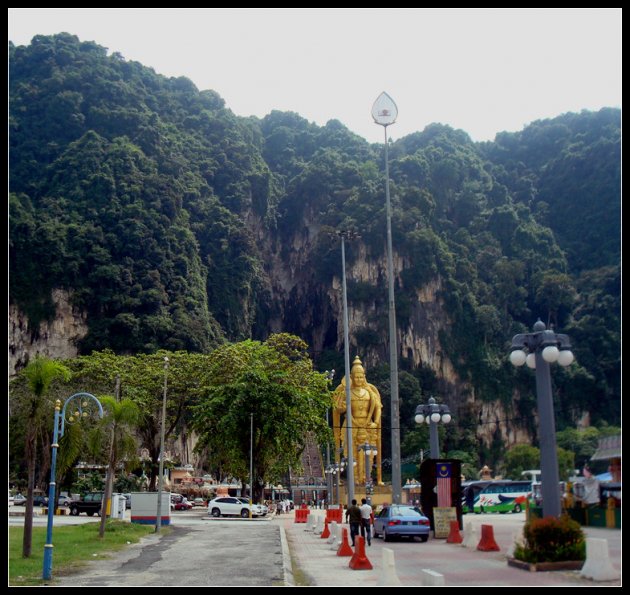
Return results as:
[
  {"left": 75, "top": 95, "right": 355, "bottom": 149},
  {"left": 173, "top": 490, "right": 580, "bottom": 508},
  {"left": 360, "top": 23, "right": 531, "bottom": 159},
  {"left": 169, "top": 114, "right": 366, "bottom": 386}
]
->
[{"left": 474, "top": 480, "right": 532, "bottom": 513}]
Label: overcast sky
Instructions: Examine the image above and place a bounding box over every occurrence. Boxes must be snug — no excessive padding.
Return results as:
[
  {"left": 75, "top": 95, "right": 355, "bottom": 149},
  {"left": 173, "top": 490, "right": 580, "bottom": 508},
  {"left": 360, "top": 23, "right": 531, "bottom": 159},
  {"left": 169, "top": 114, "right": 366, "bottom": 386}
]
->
[{"left": 8, "top": 8, "right": 621, "bottom": 143}]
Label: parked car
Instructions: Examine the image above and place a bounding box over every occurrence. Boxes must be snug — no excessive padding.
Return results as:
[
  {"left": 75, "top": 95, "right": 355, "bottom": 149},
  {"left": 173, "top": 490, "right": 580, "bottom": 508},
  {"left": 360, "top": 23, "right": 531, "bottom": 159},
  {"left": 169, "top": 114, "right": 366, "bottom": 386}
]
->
[
  {"left": 207, "top": 496, "right": 264, "bottom": 518},
  {"left": 174, "top": 499, "right": 194, "bottom": 511},
  {"left": 237, "top": 497, "right": 268, "bottom": 516},
  {"left": 191, "top": 497, "right": 206, "bottom": 507},
  {"left": 12, "top": 494, "right": 27, "bottom": 506},
  {"left": 33, "top": 495, "right": 49, "bottom": 507},
  {"left": 372, "top": 505, "right": 430, "bottom": 542},
  {"left": 69, "top": 492, "right": 103, "bottom": 516}
]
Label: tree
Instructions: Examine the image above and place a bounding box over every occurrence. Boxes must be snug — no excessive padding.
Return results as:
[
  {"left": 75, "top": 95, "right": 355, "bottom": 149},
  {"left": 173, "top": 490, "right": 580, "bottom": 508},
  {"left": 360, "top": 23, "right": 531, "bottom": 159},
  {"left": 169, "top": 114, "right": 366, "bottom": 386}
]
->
[
  {"left": 93, "top": 394, "right": 140, "bottom": 538},
  {"left": 17, "top": 356, "right": 71, "bottom": 558},
  {"left": 503, "top": 444, "right": 540, "bottom": 480},
  {"left": 192, "top": 334, "right": 331, "bottom": 502}
]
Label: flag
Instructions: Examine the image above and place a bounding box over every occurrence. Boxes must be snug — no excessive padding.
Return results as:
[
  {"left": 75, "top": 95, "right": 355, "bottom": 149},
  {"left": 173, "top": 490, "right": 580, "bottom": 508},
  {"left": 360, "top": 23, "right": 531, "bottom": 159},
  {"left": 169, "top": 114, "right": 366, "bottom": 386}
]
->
[{"left": 436, "top": 462, "right": 452, "bottom": 507}]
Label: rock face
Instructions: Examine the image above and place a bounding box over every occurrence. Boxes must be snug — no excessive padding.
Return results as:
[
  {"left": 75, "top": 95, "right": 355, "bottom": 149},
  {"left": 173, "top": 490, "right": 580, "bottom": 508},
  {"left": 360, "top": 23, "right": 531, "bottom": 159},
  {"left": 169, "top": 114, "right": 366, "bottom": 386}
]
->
[{"left": 9, "top": 289, "right": 88, "bottom": 376}]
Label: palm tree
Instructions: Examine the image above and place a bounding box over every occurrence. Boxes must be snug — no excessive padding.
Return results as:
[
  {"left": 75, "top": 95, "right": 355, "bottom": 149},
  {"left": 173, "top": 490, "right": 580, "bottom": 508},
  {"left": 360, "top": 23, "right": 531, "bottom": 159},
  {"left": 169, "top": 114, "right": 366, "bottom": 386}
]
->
[
  {"left": 20, "top": 356, "right": 71, "bottom": 558},
  {"left": 90, "top": 395, "right": 140, "bottom": 538}
]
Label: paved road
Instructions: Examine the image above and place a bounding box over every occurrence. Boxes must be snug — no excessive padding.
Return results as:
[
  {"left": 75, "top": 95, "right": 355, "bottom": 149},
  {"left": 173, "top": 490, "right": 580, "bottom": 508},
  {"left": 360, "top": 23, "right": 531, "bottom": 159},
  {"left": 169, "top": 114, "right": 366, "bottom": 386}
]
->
[{"left": 53, "top": 518, "right": 287, "bottom": 586}]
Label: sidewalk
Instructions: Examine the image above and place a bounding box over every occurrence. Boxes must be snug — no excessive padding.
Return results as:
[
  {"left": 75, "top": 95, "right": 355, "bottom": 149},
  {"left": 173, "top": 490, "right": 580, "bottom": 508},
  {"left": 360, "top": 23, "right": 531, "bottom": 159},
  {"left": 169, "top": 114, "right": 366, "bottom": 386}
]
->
[{"left": 277, "top": 509, "right": 621, "bottom": 587}]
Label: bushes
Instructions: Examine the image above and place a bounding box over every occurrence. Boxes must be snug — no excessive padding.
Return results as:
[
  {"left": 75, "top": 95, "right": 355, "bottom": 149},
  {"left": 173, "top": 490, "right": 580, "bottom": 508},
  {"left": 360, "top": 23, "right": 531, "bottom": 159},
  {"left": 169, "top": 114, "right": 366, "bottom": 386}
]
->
[{"left": 514, "top": 515, "right": 585, "bottom": 563}]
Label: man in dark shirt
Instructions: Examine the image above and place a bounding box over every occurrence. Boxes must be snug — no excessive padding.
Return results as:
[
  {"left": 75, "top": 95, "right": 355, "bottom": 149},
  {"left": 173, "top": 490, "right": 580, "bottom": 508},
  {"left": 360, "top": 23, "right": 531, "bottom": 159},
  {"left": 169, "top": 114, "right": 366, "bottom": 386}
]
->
[{"left": 345, "top": 499, "right": 362, "bottom": 546}]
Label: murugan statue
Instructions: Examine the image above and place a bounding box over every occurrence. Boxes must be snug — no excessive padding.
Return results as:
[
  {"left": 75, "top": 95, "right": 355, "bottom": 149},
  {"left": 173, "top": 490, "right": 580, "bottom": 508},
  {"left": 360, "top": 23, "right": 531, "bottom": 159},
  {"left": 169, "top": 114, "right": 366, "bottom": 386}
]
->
[{"left": 332, "top": 356, "right": 383, "bottom": 485}]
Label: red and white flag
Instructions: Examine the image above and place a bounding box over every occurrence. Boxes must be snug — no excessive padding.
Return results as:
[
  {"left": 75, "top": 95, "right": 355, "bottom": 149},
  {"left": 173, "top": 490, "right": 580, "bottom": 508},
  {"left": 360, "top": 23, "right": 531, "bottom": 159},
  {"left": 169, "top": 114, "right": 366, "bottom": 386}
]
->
[{"left": 437, "top": 463, "right": 452, "bottom": 507}]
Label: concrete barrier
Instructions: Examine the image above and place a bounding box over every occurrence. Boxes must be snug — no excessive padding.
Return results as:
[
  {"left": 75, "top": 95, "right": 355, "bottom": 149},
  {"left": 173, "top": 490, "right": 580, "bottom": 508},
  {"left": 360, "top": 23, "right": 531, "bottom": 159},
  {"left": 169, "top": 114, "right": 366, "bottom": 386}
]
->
[
  {"left": 446, "top": 520, "right": 463, "bottom": 544},
  {"left": 580, "top": 537, "right": 620, "bottom": 581},
  {"left": 349, "top": 536, "right": 372, "bottom": 570},
  {"left": 421, "top": 569, "right": 445, "bottom": 586},
  {"left": 377, "top": 548, "right": 401, "bottom": 586},
  {"left": 330, "top": 523, "right": 340, "bottom": 550},
  {"left": 336, "top": 527, "right": 353, "bottom": 557},
  {"left": 326, "top": 521, "right": 337, "bottom": 544},
  {"left": 462, "top": 521, "right": 477, "bottom": 548},
  {"left": 314, "top": 514, "right": 324, "bottom": 535},
  {"left": 477, "top": 524, "right": 500, "bottom": 551}
]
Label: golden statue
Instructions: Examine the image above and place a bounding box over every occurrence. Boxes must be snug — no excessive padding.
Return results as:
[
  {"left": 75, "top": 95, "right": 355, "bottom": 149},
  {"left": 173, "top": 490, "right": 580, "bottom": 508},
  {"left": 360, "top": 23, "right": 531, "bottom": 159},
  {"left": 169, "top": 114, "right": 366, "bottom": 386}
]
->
[{"left": 332, "top": 356, "right": 383, "bottom": 485}]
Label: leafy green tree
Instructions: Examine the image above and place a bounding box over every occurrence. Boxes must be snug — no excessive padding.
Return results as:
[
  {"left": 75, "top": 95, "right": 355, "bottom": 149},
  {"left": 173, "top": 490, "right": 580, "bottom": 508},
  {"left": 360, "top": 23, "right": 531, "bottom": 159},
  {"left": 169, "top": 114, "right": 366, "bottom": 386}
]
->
[
  {"left": 503, "top": 444, "right": 540, "bottom": 480},
  {"left": 192, "top": 334, "right": 331, "bottom": 502},
  {"left": 16, "top": 356, "right": 71, "bottom": 557}
]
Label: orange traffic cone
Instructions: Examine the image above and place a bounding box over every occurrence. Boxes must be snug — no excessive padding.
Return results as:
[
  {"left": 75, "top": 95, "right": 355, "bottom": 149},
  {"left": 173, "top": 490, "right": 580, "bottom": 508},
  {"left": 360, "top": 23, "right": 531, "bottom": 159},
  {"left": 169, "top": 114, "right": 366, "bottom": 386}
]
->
[
  {"left": 321, "top": 518, "right": 331, "bottom": 539},
  {"left": 477, "top": 524, "right": 500, "bottom": 551},
  {"left": 336, "top": 527, "right": 354, "bottom": 557},
  {"left": 349, "top": 536, "right": 373, "bottom": 570},
  {"left": 446, "top": 520, "right": 463, "bottom": 544}
]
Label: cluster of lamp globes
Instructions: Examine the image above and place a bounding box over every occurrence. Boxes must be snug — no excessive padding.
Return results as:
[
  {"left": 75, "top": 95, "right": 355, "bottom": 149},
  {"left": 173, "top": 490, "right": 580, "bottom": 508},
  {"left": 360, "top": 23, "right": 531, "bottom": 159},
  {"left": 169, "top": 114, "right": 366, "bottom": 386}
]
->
[
  {"left": 68, "top": 401, "right": 90, "bottom": 424},
  {"left": 414, "top": 410, "right": 452, "bottom": 425},
  {"left": 509, "top": 345, "right": 575, "bottom": 369}
]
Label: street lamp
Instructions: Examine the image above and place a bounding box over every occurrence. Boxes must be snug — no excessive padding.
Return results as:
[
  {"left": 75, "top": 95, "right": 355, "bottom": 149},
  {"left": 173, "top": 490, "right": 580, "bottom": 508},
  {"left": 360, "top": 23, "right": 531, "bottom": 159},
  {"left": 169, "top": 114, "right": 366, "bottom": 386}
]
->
[
  {"left": 359, "top": 443, "right": 378, "bottom": 496},
  {"left": 155, "top": 356, "right": 168, "bottom": 533},
  {"left": 325, "top": 464, "right": 337, "bottom": 505},
  {"left": 324, "top": 370, "right": 335, "bottom": 506},
  {"left": 249, "top": 412, "right": 254, "bottom": 518},
  {"left": 509, "top": 319, "right": 575, "bottom": 518},
  {"left": 336, "top": 230, "right": 358, "bottom": 504},
  {"left": 414, "top": 397, "right": 452, "bottom": 459},
  {"left": 372, "top": 91, "right": 402, "bottom": 504},
  {"left": 43, "top": 393, "right": 104, "bottom": 580}
]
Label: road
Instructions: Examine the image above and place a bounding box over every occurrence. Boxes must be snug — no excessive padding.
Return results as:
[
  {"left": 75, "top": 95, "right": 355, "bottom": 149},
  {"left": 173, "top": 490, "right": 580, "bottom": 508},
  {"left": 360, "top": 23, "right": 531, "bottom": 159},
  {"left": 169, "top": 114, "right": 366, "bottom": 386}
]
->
[{"left": 10, "top": 508, "right": 288, "bottom": 586}]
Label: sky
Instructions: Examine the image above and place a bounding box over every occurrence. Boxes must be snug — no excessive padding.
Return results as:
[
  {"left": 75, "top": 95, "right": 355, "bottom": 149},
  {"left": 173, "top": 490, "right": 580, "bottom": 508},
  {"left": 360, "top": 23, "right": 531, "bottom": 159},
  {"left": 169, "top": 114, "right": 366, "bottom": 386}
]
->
[{"left": 8, "top": 8, "right": 621, "bottom": 143}]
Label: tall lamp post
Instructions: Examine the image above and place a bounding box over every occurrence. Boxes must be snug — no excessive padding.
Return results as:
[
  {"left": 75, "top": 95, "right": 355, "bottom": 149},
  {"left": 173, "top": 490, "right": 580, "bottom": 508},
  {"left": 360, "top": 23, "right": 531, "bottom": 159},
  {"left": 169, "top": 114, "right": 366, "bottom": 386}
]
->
[
  {"left": 249, "top": 412, "right": 254, "bottom": 518},
  {"left": 414, "top": 397, "right": 452, "bottom": 459},
  {"left": 509, "top": 319, "right": 575, "bottom": 518},
  {"left": 324, "top": 370, "right": 335, "bottom": 506},
  {"left": 336, "top": 230, "right": 358, "bottom": 504},
  {"left": 372, "top": 91, "right": 402, "bottom": 504},
  {"left": 43, "top": 393, "right": 104, "bottom": 580},
  {"left": 155, "top": 356, "right": 169, "bottom": 533},
  {"left": 359, "top": 443, "right": 378, "bottom": 499}
]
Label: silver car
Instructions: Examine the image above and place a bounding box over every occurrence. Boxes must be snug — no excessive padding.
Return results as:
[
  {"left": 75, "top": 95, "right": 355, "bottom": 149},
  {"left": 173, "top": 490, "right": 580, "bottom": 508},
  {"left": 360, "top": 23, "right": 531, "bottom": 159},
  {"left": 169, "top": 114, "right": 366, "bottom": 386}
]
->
[{"left": 207, "top": 496, "right": 264, "bottom": 518}]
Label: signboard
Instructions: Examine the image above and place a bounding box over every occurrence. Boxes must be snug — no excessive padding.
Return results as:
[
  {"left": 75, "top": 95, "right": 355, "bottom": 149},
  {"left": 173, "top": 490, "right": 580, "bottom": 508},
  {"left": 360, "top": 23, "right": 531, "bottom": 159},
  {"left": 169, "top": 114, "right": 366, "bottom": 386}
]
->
[
  {"left": 433, "top": 506, "right": 457, "bottom": 538},
  {"left": 419, "top": 458, "right": 462, "bottom": 532}
]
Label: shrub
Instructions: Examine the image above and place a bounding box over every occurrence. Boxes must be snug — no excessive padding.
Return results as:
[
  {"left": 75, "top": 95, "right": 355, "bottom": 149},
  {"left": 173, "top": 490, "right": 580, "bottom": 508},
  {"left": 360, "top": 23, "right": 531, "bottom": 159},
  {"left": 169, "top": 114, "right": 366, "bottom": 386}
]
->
[{"left": 513, "top": 515, "right": 586, "bottom": 563}]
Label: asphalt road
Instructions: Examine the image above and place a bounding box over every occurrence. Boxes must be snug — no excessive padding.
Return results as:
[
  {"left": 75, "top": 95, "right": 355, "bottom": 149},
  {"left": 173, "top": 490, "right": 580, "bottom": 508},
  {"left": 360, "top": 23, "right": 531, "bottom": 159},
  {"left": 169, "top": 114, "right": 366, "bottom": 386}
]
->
[{"left": 52, "top": 518, "right": 286, "bottom": 586}]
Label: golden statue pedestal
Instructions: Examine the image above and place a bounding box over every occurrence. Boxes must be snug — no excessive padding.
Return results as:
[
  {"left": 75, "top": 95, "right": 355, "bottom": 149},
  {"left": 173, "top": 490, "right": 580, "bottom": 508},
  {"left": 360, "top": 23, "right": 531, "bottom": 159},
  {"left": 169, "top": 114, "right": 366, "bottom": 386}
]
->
[{"left": 337, "top": 482, "right": 394, "bottom": 507}]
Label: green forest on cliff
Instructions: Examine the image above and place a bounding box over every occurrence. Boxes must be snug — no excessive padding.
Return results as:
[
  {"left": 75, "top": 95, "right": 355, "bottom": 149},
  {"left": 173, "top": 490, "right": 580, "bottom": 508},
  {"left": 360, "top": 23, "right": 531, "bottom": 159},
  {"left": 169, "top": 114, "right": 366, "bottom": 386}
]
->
[{"left": 9, "top": 34, "right": 620, "bottom": 468}]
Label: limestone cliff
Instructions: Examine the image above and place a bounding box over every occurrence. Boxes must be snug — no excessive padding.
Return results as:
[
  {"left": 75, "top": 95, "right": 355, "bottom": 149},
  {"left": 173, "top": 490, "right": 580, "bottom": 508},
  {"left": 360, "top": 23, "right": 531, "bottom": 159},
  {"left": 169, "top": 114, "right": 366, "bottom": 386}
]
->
[{"left": 9, "top": 289, "right": 88, "bottom": 376}]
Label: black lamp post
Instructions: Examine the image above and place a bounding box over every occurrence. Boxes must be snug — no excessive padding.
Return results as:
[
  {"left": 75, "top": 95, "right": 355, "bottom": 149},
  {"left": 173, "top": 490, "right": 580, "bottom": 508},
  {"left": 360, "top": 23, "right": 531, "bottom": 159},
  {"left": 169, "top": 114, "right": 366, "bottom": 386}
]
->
[
  {"left": 414, "top": 397, "right": 452, "bottom": 459},
  {"left": 509, "top": 319, "right": 575, "bottom": 518}
]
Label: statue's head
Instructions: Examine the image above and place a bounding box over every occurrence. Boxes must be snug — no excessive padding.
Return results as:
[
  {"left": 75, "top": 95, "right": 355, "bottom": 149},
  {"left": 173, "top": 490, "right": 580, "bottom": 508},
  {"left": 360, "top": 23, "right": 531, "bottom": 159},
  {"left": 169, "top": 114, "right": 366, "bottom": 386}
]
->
[{"left": 350, "top": 356, "right": 367, "bottom": 387}]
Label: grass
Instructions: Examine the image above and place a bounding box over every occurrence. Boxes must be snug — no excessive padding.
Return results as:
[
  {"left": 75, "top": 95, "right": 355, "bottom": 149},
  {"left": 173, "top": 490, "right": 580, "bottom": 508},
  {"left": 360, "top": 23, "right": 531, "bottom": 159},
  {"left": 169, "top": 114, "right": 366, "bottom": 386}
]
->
[{"left": 9, "top": 520, "right": 157, "bottom": 586}]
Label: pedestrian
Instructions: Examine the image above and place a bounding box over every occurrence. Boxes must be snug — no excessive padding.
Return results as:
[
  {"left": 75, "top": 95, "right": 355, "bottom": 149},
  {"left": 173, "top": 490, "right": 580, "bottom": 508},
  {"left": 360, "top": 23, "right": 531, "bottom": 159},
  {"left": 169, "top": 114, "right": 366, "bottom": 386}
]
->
[
  {"left": 359, "top": 498, "right": 372, "bottom": 546},
  {"left": 345, "top": 499, "right": 362, "bottom": 547}
]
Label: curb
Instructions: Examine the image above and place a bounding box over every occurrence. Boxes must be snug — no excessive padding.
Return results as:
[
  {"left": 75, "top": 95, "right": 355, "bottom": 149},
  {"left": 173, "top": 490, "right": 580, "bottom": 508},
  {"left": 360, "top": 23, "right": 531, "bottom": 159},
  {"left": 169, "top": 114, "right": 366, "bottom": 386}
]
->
[{"left": 279, "top": 525, "right": 294, "bottom": 586}]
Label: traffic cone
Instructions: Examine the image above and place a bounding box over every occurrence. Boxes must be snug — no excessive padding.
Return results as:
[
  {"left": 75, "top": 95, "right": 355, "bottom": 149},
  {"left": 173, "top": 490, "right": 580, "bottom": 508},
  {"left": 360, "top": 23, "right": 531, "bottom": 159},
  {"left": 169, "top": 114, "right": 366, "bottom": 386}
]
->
[
  {"left": 336, "top": 527, "right": 354, "bottom": 556},
  {"left": 320, "top": 517, "right": 331, "bottom": 539},
  {"left": 349, "top": 536, "right": 373, "bottom": 570},
  {"left": 477, "top": 524, "right": 500, "bottom": 551},
  {"left": 446, "top": 520, "right": 463, "bottom": 544}
]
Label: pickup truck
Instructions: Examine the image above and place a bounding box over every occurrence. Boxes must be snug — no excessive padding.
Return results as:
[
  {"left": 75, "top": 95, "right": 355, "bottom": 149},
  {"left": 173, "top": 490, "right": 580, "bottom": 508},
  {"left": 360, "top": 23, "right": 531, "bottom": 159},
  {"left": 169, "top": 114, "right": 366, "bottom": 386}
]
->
[{"left": 69, "top": 492, "right": 104, "bottom": 516}]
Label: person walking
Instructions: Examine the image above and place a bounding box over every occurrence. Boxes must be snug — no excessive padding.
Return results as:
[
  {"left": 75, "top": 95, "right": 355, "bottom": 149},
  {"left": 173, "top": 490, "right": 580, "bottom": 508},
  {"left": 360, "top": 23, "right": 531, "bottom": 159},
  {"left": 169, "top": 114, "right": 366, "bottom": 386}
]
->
[
  {"left": 359, "top": 498, "right": 372, "bottom": 546},
  {"left": 345, "top": 499, "right": 362, "bottom": 547}
]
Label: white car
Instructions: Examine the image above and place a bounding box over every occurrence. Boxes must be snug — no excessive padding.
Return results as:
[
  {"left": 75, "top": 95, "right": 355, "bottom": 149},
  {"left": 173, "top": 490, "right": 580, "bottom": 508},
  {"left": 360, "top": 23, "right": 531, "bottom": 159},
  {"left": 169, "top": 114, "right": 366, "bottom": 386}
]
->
[
  {"left": 207, "top": 497, "right": 264, "bottom": 518},
  {"left": 237, "top": 497, "right": 268, "bottom": 516}
]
